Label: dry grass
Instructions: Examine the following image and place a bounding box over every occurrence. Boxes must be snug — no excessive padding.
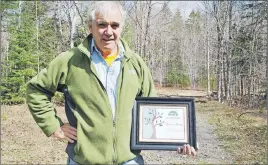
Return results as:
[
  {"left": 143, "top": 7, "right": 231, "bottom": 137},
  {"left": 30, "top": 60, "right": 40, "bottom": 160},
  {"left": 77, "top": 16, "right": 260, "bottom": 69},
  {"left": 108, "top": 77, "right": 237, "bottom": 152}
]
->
[
  {"left": 156, "top": 87, "right": 207, "bottom": 97},
  {"left": 1, "top": 104, "right": 68, "bottom": 164},
  {"left": 198, "top": 101, "right": 267, "bottom": 164}
]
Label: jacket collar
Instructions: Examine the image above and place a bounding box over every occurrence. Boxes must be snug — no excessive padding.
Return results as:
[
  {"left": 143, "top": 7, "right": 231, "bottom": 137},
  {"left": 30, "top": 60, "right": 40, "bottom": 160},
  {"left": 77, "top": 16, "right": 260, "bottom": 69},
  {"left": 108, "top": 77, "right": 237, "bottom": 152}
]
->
[{"left": 77, "top": 34, "right": 133, "bottom": 59}]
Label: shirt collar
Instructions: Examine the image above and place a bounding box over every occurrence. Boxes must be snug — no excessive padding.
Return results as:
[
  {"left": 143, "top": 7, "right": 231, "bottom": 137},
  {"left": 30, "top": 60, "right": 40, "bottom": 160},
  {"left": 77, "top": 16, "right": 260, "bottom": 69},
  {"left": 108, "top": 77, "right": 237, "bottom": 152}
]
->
[{"left": 90, "top": 38, "right": 125, "bottom": 58}]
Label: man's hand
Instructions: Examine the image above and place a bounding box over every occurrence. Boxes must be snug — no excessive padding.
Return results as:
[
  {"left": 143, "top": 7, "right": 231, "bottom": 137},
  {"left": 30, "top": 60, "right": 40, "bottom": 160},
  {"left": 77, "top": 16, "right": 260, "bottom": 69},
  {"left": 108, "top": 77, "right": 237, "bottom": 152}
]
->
[
  {"left": 52, "top": 123, "right": 77, "bottom": 143},
  {"left": 177, "top": 144, "right": 197, "bottom": 156}
]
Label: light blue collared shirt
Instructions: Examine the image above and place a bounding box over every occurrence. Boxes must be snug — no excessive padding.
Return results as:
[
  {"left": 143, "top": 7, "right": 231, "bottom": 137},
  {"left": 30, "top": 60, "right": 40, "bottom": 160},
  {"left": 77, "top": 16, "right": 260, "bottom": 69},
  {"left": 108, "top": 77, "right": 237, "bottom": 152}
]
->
[{"left": 89, "top": 39, "right": 124, "bottom": 120}]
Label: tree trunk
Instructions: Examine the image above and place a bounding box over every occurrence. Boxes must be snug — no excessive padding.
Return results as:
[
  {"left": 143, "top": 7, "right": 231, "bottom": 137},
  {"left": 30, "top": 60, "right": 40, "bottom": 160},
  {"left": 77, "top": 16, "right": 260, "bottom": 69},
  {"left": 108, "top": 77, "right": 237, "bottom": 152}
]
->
[
  {"left": 143, "top": 0, "right": 152, "bottom": 60},
  {"left": 216, "top": 26, "right": 222, "bottom": 102},
  {"left": 0, "top": 1, "right": 2, "bottom": 83},
  {"left": 206, "top": 14, "right": 211, "bottom": 96},
  {"left": 70, "top": 16, "right": 77, "bottom": 48},
  {"left": 18, "top": 1, "right": 22, "bottom": 30},
  {"left": 227, "top": 1, "right": 233, "bottom": 105},
  {"left": 57, "top": 1, "right": 63, "bottom": 38},
  {"left": 221, "top": 48, "right": 224, "bottom": 102},
  {"left": 266, "top": 0, "right": 268, "bottom": 110},
  {"left": 36, "top": 1, "right": 40, "bottom": 73},
  {"left": 151, "top": 124, "right": 156, "bottom": 139}
]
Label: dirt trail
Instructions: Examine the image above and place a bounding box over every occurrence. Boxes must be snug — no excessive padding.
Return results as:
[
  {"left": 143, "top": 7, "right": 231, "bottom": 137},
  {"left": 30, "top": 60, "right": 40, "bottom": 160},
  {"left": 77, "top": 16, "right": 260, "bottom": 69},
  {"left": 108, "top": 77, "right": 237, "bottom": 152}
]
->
[{"left": 1, "top": 89, "right": 234, "bottom": 164}]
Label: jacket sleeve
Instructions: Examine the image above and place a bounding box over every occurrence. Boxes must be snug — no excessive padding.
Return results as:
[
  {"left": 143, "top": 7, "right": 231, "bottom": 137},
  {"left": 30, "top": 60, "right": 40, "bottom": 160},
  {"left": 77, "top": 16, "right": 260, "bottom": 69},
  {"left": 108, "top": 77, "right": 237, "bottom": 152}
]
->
[
  {"left": 139, "top": 61, "right": 158, "bottom": 97},
  {"left": 26, "top": 53, "right": 68, "bottom": 137}
]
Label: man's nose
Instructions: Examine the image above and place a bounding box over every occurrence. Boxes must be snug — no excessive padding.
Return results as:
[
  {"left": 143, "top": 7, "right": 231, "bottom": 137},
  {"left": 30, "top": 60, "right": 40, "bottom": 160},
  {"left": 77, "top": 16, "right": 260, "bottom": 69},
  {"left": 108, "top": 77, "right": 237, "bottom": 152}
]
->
[{"left": 105, "top": 25, "right": 113, "bottom": 35}]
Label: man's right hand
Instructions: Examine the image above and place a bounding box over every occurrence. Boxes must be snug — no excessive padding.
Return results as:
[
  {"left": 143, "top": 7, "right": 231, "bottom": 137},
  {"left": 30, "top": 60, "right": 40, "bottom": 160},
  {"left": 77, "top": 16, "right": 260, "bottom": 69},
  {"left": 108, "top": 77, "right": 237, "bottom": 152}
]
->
[{"left": 52, "top": 123, "right": 77, "bottom": 143}]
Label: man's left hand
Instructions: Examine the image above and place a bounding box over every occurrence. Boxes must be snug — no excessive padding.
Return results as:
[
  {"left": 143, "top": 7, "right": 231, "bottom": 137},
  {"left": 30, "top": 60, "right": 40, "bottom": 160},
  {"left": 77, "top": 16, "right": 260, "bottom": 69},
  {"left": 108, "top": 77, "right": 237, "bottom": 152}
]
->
[{"left": 177, "top": 144, "right": 197, "bottom": 156}]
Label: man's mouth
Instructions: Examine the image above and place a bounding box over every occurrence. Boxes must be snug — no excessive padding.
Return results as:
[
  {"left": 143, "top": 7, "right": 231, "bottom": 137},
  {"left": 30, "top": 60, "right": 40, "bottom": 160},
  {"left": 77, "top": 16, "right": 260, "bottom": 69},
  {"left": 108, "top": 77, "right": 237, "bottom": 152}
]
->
[{"left": 103, "top": 39, "right": 114, "bottom": 41}]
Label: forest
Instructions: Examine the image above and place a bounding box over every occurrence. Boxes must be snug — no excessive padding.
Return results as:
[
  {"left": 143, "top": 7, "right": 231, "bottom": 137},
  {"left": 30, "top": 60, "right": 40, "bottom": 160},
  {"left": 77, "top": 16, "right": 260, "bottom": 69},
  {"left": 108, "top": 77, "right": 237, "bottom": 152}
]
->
[{"left": 0, "top": 1, "right": 267, "bottom": 110}]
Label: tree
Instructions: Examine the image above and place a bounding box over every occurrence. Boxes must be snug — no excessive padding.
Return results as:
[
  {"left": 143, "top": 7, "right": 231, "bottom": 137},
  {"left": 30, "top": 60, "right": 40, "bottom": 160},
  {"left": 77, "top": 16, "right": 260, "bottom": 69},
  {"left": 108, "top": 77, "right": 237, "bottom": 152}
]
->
[
  {"left": 144, "top": 109, "right": 164, "bottom": 138},
  {"left": 185, "top": 10, "right": 204, "bottom": 89},
  {"left": 1, "top": 1, "right": 57, "bottom": 104},
  {"left": 1, "top": 1, "right": 38, "bottom": 104}
]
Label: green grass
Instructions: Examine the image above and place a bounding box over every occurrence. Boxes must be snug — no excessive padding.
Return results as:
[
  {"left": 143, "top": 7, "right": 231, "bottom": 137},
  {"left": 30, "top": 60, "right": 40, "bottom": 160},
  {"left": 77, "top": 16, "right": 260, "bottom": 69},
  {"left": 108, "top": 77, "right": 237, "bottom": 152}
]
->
[
  {"left": 196, "top": 160, "right": 211, "bottom": 164},
  {"left": 1, "top": 113, "right": 7, "bottom": 121},
  {"left": 198, "top": 101, "right": 267, "bottom": 164}
]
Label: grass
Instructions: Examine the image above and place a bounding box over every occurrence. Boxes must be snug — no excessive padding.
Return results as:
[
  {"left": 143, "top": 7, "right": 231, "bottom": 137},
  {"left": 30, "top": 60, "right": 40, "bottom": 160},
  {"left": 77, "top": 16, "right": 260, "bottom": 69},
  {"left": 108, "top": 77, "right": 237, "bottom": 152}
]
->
[
  {"left": 197, "top": 161, "right": 211, "bottom": 164},
  {"left": 1, "top": 113, "right": 7, "bottom": 121},
  {"left": 198, "top": 101, "right": 267, "bottom": 164}
]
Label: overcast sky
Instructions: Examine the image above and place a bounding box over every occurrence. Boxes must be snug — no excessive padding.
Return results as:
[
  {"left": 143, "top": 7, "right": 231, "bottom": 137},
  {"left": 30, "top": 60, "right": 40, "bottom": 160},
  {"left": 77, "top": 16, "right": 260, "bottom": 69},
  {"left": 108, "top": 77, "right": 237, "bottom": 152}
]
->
[{"left": 168, "top": 1, "right": 202, "bottom": 19}]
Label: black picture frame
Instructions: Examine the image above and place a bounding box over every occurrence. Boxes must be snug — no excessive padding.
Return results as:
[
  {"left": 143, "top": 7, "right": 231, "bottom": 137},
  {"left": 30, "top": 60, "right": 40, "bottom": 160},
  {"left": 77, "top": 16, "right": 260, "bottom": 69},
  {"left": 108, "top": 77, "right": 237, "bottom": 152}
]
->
[{"left": 131, "top": 97, "right": 197, "bottom": 151}]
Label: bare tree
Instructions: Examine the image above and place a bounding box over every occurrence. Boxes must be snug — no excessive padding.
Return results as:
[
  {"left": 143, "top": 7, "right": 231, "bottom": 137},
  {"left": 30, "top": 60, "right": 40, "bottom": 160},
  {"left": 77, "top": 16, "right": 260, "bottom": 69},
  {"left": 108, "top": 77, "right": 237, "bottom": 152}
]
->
[
  {"left": 35, "top": 1, "right": 39, "bottom": 73},
  {"left": 62, "top": 1, "right": 78, "bottom": 48},
  {"left": 205, "top": 11, "right": 211, "bottom": 95}
]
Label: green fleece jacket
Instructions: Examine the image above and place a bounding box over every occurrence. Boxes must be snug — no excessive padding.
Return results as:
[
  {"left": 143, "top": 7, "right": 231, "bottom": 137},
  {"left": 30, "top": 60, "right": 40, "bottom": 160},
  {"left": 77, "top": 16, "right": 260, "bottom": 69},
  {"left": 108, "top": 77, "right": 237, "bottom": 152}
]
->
[{"left": 26, "top": 34, "right": 157, "bottom": 164}]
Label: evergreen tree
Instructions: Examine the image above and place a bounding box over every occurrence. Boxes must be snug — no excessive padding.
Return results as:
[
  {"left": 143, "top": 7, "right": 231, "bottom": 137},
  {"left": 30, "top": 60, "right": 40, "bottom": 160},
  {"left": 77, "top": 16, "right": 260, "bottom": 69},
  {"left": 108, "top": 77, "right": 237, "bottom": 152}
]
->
[
  {"left": 167, "top": 8, "right": 189, "bottom": 87},
  {"left": 1, "top": 1, "right": 54, "bottom": 104}
]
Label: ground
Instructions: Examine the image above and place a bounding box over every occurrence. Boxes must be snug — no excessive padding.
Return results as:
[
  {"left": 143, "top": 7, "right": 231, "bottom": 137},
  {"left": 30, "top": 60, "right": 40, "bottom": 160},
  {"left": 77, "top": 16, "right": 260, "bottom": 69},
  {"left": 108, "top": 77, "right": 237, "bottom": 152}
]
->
[
  {"left": 0, "top": 89, "right": 247, "bottom": 164},
  {"left": 141, "top": 102, "right": 234, "bottom": 164}
]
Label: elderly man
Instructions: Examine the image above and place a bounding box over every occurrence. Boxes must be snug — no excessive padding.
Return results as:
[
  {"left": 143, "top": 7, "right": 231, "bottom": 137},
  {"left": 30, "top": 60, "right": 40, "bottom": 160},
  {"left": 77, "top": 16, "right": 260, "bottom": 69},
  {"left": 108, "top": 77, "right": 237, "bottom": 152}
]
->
[{"left": 26, "top": 1, "right": 196, "bottom": 164}]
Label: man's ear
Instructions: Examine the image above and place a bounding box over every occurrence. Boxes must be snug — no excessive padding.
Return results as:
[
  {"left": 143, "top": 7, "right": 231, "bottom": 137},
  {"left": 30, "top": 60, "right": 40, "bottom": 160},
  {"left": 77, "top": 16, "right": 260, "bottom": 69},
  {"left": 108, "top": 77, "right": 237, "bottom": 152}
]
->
[{"left": 88, "top": 23, "right": 92, "bottom": 33}]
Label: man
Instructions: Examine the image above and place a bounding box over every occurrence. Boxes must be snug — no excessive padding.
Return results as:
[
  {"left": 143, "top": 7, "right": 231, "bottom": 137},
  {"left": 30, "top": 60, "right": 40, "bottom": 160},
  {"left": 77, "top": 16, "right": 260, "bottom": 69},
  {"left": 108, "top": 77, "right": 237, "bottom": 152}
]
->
[{"left": 26, "top": 1, "right": 196, "bottom": 164}]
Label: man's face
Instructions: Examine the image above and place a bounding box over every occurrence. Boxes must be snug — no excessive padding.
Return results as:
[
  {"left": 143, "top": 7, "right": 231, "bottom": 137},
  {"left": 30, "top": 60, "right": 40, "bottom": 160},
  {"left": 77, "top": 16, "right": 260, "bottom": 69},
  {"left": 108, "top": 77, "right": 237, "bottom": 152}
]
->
[{"left": 89, "top": 10, "right": 123, "bottom": 55}]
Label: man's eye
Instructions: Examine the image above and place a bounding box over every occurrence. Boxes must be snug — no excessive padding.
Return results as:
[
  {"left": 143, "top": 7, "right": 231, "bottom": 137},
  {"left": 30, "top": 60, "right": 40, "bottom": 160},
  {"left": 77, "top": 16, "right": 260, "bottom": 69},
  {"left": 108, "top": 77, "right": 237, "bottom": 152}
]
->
[
  {"left": 97, "top": 22, "right": 107, "bottom": 28},
  {"left": 111, "top": 23, "right": 120, "bottom": 29}
]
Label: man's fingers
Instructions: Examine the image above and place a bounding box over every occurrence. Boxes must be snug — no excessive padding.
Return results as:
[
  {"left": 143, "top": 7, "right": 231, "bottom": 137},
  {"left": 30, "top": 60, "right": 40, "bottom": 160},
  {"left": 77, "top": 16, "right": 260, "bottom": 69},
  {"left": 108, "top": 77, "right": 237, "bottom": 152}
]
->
[
  {"left": 69, "top": 126, "right": 77, "bottom": 131},
  {"left": 63, "top": 127, "right": 77, "bottom": 137},
  {"left": 177, "top": 147, "right": 182, "bottom": 154},
  {"left": 61, "top": 125, "right": 77, "bottom": 137},
  {"left": 53, "top": 129, "right": 65, "bottom": 139},
  {"left": 65, "top": 136, "right": 74, "bottom": 143},
  {"left": 53, "top": 124, "right": 77, "bottom": 143},
  {"left": 62, "top": 124, "right": 77, "bottom": 131},
  {"left": 186, "top": 144, "right": 191, "bottom": 155},
  {"left": 183, "top": 144, "right": 187, "bottom": 155},
  {"left": 64, "top": 131, "right": 77, "bottom": 141},
  {"left": 61, "top": 125, "right": 77, "bottom": 142},
  {"left": 63, "top": 124, "right": 77, "bottom": 131},
  {"left": 177, "top": 144, "right": 197, "bottom": 157},
  {"left": 191, "top": 146, "right": 197, "bottom": 156}
]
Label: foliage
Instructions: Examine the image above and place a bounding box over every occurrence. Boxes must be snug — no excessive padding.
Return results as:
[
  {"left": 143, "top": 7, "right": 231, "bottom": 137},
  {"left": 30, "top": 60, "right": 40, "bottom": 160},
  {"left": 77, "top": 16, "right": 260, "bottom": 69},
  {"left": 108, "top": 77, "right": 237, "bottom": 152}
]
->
[
  {"left": 166, "top": 68, "right": 190, "bottom": 88},
  {"left": 122, "top": 21, "right": 134, "bottom": 49},
  {"left": 0, "top": 1, "right": 266, "bottom": 107},
  {"left": 73, "top": 23, "right": 87, "bottom": 47},
  {"left": 196, "top": 68, "right": 217, "bottom": 90},
  {"left": 1, "top": 2, "right": 36, "bottom": 104},
  {"left": 185, "top": 10, "right": 201, "bottom": 32},
  {"left": 1, "top": 1, "right": 59, "bottom": 104}
]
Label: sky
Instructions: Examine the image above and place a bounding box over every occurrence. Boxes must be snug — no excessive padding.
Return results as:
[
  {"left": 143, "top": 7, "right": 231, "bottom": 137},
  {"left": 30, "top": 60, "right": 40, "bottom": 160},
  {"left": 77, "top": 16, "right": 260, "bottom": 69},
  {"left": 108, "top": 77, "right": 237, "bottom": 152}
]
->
[
  {"left": 125, "top": 1, "right": 202, "bottom": 20},
  {"left": 168, "top": 1, "right": 202, "bottom": 19}
]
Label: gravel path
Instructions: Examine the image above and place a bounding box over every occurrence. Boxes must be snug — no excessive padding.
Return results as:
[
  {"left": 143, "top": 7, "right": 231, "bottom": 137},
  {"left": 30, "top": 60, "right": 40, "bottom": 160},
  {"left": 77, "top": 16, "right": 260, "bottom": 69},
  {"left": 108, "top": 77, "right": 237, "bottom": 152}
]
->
[{"left": 141, "top": 103, "right": 235, "bottom": 164}]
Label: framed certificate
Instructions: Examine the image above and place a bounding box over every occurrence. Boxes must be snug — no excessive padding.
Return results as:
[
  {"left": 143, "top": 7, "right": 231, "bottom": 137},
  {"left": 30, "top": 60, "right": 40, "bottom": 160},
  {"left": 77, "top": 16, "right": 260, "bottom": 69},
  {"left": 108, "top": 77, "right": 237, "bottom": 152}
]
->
[{"left": 131, "top": 97, "right": 197, "bottom": 150}]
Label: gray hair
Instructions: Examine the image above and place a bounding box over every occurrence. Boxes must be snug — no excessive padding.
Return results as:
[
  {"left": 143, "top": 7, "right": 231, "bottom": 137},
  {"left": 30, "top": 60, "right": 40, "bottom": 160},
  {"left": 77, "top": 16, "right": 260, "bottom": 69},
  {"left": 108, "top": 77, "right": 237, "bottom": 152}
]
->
[{"left": 88, "top": 1, "right": 126, "bottom": 26}]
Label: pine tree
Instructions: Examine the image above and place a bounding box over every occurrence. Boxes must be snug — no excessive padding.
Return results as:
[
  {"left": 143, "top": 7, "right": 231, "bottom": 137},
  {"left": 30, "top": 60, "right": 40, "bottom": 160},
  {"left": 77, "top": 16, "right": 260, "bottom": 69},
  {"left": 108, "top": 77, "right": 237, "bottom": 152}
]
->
[
  {"left": 1, "top": 1, "right": 55, "bottom": 104},
  {"left": 1, "top": 1, "right": 36, "bottom": 104},
  {"left": 167, "top": 8, "right": 190, "bottom": 87}
]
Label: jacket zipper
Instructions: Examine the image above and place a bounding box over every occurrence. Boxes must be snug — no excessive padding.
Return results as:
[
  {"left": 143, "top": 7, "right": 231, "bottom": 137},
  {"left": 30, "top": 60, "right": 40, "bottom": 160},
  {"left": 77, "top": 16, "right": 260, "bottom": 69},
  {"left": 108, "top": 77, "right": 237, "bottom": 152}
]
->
[
  {"left": 80, "top": 46, "right": 127, "bottom": 164},
  {"left": 110, "top": 55, "right": 128, "bottom": 164},
  {"left": 111, "top": 57, "right": 127, "bottom": 164},
  {"left": 88, "top": 64, "right": 117, "bottom": 164},
  {"left": 112, "top": 120, "right": 117, "bottom": 164},
  {"left": 113, "top": 58, "right": 127, "bottom": 164},
  {"left": 106, "top": 66, "right": 118, "bottom": 164}
]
